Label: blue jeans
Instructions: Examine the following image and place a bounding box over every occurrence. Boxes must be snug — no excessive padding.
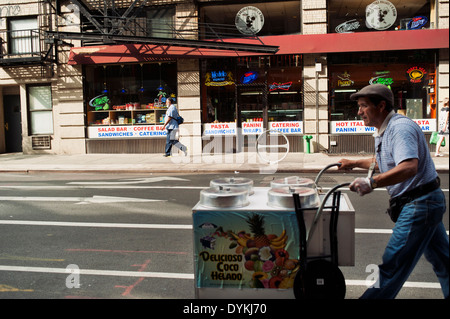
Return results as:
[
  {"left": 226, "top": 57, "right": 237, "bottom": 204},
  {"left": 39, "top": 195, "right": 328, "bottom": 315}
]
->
[
  {"left": 165, "top": 129, "right": 186, "bottom": 156},
  {"left": 361, "top": 188, "right": 449, "bottom": 299}
]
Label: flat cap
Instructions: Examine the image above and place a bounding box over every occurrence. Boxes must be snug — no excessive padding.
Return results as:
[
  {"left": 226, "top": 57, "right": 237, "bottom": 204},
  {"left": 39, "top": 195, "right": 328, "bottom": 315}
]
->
[{"left": 350, "top": 84, "right": 394, "bottom": 107}]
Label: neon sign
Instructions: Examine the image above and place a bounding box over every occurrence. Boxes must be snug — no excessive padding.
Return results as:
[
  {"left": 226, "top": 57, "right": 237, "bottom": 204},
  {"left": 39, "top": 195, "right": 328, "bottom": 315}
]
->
[
  {"left": 211, "top": 71, "right": 227, "bottom": 82},
  {"left": 369, "top": 76, "right": 394, "bottom": 86},
  {"left": 337, "top": 72, "right": 354, "bottom": 87},
  {"left": 407, "top": 16, "right": 428, "bottom": 30},
  {"left": 407, "top": 66, "right": 427, "bottom": 83},
  {"left": 205, "top": 71, "right": 234, "bottom": 86},
  {"left": 89, "top": 94, "right": 110, "bottom": 111},
  {"left": 369, "top": 71, "right": 393, "bottom": 86},
  {"left": 269, "top": 82, "right": 292, "bottom": 91},
  {"left": 335, "top": 19, "right": 361, "bottom": 33},
  {"left": 240, "top": 71, "right": 258, "bottom": 84}
]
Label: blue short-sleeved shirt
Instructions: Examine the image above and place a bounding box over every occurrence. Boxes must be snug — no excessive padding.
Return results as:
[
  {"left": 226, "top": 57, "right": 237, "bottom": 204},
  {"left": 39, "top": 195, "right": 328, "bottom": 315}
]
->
[
  {"left": 165, "top": 104, "right": 179, "bottom": 130},
  {"left": 375, "top": 113, "right": 437, "bottom": 198}
]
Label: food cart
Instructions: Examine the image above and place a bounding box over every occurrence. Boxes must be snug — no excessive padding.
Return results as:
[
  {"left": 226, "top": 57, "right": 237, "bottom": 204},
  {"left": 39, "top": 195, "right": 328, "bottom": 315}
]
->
[{"left": 192, "top": 166, "right": 355, "bottom": 299}]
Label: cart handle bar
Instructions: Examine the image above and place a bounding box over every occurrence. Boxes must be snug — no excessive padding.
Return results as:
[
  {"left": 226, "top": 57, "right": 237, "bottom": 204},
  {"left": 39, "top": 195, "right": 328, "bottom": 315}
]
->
[
  {"left": 314, "top": 163, "right": 342, "bottom": 186},
  {"left": 306, "top": 182, "right": 350, "bottom": 245}
]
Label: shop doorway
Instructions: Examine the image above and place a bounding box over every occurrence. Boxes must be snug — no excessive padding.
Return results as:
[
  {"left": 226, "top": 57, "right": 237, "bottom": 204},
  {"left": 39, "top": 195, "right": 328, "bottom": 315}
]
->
[
  {"left": 236, "top": 84, "right": 268, "bottom": 127},
  {"left": 236, "top": 84, "right": 267, "bottom": 151},
  {"left": 3, "top": 95, "right": 22, "bottom": 153}
]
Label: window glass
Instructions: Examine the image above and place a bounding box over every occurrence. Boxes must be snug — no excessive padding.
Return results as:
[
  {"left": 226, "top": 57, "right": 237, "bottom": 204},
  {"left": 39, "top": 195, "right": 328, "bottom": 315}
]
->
[
  {"left": 8, "top": 17, "right": 39, "bottom": 54},
  {"left": 85, "top": 62, "right": 177, "bottom": 107},
  {"left": 199, "top": 1, "right": 301, "bottom": 38},
  {"left": 202, "top": 55, "right": 303, "bottom": 124},
  {"left": 329, "top": 50, "right": 436, "bottom": 121},
  {"left": 202, "top": 58, "right": 237, "bottom": 123},
  {"left": 29, "top": 86, "right": 52, "bottom": 111},
  {"left": 30, "top": 112, "right": 53, "bottom": 135},
  {"left": 146, "top": 6, "right": 175, "bottom": 38},
  {"left": 84, "top": 62, "right": 178, "bottom": 126},
  {"left": 328, "top": 0, "right": 432, "bottom": 33},
  {"left": 28, "top": 85, "right": 53, "bottom": 135}
]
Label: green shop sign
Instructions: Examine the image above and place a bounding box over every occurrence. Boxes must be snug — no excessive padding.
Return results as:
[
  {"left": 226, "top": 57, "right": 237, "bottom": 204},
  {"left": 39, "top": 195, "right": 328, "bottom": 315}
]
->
[{"left": 89, "top": 94, "right": 110, "bottom": 111}]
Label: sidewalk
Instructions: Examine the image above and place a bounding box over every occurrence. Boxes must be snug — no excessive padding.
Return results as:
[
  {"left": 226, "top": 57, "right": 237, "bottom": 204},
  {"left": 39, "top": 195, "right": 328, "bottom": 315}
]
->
[{"left": 0, "top": 151, "right": 448, "bottom": 174}]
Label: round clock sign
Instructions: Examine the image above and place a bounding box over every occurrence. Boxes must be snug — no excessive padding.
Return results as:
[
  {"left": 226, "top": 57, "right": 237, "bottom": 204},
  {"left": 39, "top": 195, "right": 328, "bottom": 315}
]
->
[
  {"left": 235, "top": 6, "right": 264, "bottom": 35},
  {"left": 365, "top": 0, "right": 397, "bottom": 30}
]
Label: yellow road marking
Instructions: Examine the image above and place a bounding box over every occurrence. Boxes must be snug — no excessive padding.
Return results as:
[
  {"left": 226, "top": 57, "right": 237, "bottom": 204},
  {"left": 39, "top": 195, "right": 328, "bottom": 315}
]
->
[
  {"left": 0, "top": 284, "right": 33, "bottom": 292},
  {"left": 0, "top": 255, "right": 64, "bottom": 262}
]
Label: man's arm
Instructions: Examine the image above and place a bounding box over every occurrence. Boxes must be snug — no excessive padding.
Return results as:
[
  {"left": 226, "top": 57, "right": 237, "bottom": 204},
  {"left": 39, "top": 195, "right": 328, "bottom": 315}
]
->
[
  {"left": 162, "top": 116, "right": 173, "bottom": 130},
  {"left": 338, "top": 158, "right": 376, "bottom": 170},
  {"left": 346, "top": 158, "right": 418, "bottom": 196}
]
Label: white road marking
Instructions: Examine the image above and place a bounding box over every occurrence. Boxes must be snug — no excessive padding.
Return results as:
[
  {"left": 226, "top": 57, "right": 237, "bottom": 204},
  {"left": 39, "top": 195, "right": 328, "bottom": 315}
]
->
[
  {"left": 67, "top": 176, "right": 189, "bottom": 185},
  {"left": 0, "top": 265, "right": 194, "bottom": 280},
  {"left": 356, "top": 228, "right": 392, "bottom": 234},
  {"left": 0, "top": 185, "right": 205, "bottom": 190},
  {"left": 345, "top": 280, "right": 441, "bottom": 289},
  {"left": 0, "top": 220, "right": 191, "bottom": 229},
  {"left": 0, "top": 265, "right": 440, "bottom": 289},
  {"left": 1, "top": 220, "right": 448, "bottom": 235},
  {"left": 0, "top": 195, "right": 165, "bottom": 204}
]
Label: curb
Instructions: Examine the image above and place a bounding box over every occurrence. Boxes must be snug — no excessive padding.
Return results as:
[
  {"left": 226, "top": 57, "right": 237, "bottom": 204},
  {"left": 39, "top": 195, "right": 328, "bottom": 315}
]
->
[{"left": 1, "top": 167, "right": 448, "bottom": 174}]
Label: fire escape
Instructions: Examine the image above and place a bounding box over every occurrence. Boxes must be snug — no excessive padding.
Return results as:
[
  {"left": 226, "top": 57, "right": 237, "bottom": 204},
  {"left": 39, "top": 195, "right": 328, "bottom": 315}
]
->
[
  {"left": 0, "top": 0, "right": 277, "bottom": 73},
  {"left": 0, "top": 0, "right": 58, "bottom": 73},
  {"left": 46, "top": 0, "right": 279, "bottom": 55}
]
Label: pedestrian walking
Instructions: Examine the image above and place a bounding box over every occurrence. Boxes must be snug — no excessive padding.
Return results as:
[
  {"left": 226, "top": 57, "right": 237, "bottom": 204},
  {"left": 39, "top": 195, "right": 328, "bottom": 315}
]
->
[
  {"left": 338, "top": 84, "right": 449, "bottom": 299},
  {"left": 162, "top": 97, "right": 187, "bottom": 157}
]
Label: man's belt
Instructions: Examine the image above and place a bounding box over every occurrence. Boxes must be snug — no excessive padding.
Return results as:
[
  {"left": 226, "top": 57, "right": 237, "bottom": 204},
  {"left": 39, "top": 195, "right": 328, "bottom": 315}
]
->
[
  {"left": 387, "top": 177, "right": 441, "bottom": 223},
  {"left": 398, "top": 177, "right": 441, "bottom": 203}
]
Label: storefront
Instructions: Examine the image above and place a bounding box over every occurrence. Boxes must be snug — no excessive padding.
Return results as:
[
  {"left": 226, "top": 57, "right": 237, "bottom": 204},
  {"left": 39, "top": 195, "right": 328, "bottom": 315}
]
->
[
  {"left": 12, "top": 0, "right": 444, "bottom": 156},
  {"left": 197, "top": 1, "right": 303, "bottom": 153},
  {"left": 328, "top": 50, "right": 438, "bottom": 153},
  {"left": 83, "top": 61, "right": 177, "bottom": 153},
  {"left": 325, "top": 0, "right": 441, "bottom": 154},
  {"left": 201, "top": 54, "right": 304, "bottom": 153}
]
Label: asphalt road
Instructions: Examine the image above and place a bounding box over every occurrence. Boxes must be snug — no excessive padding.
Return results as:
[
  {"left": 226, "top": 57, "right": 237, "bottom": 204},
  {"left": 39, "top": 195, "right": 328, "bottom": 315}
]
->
[{"left": 0, "top": 171, "right": 448, "bottom": 300}]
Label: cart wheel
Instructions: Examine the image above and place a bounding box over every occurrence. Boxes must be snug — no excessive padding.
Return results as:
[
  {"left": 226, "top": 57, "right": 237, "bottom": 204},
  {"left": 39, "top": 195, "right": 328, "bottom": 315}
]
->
[{"left": 293, "top": 260, "right": 346, "bottom": 299}]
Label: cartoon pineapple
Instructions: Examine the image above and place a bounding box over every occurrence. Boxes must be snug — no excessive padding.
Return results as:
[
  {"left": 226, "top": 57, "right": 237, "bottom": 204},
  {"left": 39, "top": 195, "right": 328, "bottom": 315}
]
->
[{"left": 246, "top": 213, "right": 271, "bottom": 248}]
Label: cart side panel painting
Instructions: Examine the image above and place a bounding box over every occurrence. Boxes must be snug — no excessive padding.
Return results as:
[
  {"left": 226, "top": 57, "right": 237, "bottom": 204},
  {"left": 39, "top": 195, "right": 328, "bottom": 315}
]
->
[{"left": 193, "top": 211, "right": 300, "bottom": 290}]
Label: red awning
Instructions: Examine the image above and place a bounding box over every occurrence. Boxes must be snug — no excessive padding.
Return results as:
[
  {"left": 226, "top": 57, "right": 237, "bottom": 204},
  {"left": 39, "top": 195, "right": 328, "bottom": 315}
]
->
[
  {"left": 254, "top": 28, "right": 449, "bottom": 55},
  {"left": 68, "top": 43, "right": 249, "bottom": 64},
  {"left": 68, "top": 29, "right": 449, "bottom": 65}
]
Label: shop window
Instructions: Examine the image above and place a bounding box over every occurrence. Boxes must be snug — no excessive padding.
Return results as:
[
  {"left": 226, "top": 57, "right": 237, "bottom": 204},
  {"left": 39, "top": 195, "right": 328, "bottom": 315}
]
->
[
  {"left": 202, "top": 55, "right": 303, "bottom": 124},
  {"left": 85, "top": 62, "right": 177, "bottom": 127},
  {"left": 199, "top": 1, "right": 301, "bottom": 38},
  {"left": 328, "top": 0, "right": 432, "bottom": 33},
  {"left": 8, "top": 17, "right": 39, "bottom": 55},
  {"left": 329, "top": 50, "right": 437, "bottom": 123},
  {"left": 202, "top": 58, "right": 237, "bottom": 124},
  {"left": 27, "top": 85, "right": 53, "bottom": 135},
  {"left": 267, "top": 56, "right": 303, "bottom": 123}
]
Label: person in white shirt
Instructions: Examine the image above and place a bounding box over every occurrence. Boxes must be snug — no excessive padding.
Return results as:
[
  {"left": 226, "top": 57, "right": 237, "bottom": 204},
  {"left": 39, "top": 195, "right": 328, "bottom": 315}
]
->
[{"left": 162, "top": 97, "right": 187, "bottom": 157}]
